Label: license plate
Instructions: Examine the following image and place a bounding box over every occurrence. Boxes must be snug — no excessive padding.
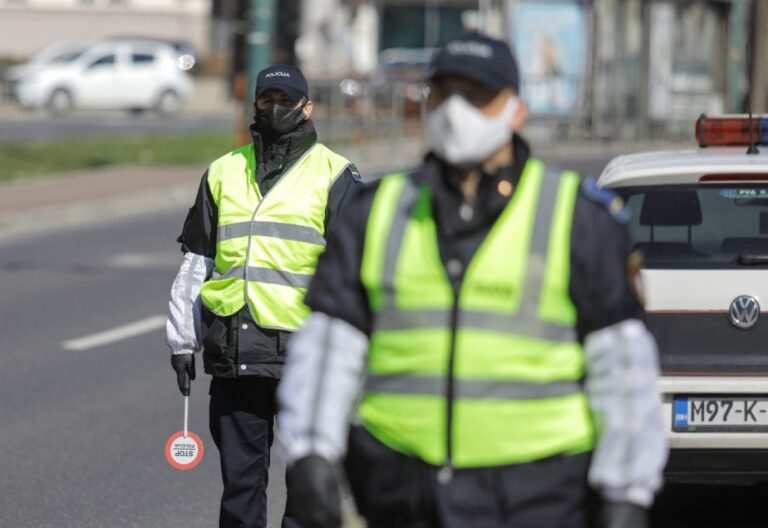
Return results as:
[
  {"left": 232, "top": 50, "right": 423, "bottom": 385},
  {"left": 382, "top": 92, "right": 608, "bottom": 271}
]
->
[{"left": 673, "top": 396, "right": 768, "bottom": 432}]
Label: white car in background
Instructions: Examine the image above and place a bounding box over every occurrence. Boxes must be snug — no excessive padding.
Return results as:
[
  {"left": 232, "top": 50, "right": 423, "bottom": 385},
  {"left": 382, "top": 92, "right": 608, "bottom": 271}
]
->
[
  {"left": 105, "top": 36, "right": 198, "bottom": 72},
  {"left": 4, "top": 39, "right": 92, "bottom": 101},
  {"left": 599, "top": 116, "right": 768, "bottom": 482},
  {"left": 12, "top": 40, "right": 193, "bottom": 116}
]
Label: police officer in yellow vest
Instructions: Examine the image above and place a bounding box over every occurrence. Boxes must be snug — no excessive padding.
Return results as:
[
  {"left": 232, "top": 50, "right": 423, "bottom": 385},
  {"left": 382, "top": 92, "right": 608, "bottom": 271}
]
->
[
  {"left": 166, "top": 64, "right": 360, "bottom": 528},
  {"left": 277, "top": 35, "right": 667, "bottom": 528}
]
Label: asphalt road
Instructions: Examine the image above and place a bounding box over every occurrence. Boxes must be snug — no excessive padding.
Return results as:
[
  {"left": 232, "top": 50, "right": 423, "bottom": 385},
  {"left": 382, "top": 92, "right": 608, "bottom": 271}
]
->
[
  {"left": 0, "top": 205, "right": 285, "bottom": 528},
  {"left": 1, "top": 154, "right": 767, "bottom": 527}
]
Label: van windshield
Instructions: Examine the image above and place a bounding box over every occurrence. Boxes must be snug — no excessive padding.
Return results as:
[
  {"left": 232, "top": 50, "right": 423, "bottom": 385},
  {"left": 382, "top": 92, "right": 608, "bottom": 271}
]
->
[
  {"left": 51, "top": 51, "right": 83, "bottom": 64},
  {"left": 617, "top": 184, "right": 768, "bottom": 269}
]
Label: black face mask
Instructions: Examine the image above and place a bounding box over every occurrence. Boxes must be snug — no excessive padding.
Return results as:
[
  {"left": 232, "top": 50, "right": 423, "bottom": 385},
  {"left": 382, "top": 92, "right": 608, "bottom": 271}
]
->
[{"left": 255, "top": 102, "right": 307, "bottom": 139}]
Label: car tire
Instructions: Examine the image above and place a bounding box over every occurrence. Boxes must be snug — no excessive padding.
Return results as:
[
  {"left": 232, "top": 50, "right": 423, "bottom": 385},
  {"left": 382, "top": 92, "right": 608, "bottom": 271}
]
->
[
  {"left": 155, "top": 90, "right": 181, "bottom": 117},
  {"left": 47, "top": 88, "right": 73, "bottom": 117}
]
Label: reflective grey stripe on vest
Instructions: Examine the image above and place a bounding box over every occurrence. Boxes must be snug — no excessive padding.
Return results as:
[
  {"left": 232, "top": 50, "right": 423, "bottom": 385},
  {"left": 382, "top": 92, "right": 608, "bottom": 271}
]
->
[
  {"left": 212, "top": 266, "right": 312, "bottom": 288},
  {"left": 381, "top": 174, "right": 419, "bottom": 308},
  {"left": 366, "top": 374, "right": 580, "bottom": 400},
  {"left": 374, "top": 307, "right": 575, "bottom": 342},
  {"left": 218, "top": 221, "right": 326, "bottom": 246},
  {"left": 373, "top": 169, "right": 577, "bottom": 342}
]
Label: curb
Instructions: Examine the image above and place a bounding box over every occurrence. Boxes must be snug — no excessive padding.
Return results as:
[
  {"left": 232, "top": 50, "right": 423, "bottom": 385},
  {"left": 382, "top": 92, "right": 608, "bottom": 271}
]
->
[
  {"left": 0, "top": 182, "right": 196, "bottom": 242},
  {"left": 0, "top": 165, "right": 201, "bottom": 242}
]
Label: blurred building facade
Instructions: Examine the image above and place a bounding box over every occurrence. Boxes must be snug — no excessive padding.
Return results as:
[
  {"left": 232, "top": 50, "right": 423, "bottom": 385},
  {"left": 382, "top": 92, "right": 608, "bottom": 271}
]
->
[
  {"left": 5, "top": 0, "right": 762, "bottom": 143},
  {"left": 0, "top": 0, "right": 210, "bottom": 59},
  {"left": 296, "top": 0, "right": 489, "bottom": 78},
  {"left": 296, "top": 0, "right": 379, "bottom": 78},
  {"left": 583, "top": 0, "right": 759, "bottom": 140},
  {"left": 504, "top": 0, "right": 764, "bottom": 140},
  {"left": 203, "top": 0, "right": 766, "bottom": 142},
  {"left": 313, "top": 0, "right": 758, "bottom": 141},
  {"left": 265, "top": 0, "right": 764, "bottom": 140}
]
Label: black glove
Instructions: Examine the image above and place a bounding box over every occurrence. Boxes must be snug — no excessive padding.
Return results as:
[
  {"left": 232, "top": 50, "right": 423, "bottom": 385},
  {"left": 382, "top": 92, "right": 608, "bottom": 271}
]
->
[
  {"left": 286, "top": 455, "right": 342, "bottom": 528},
  {"left": 599, "top": 501, "right": 649, "bottom": 528},
  {"left": 170, "top": 354, "right": 196, "bottom": 396}
]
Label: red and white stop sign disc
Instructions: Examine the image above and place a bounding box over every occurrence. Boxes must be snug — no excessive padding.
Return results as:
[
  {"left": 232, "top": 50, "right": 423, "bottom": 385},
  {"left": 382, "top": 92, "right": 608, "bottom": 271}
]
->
[{"left": 165, "top": 431, "right": 204, "bottom": 470}]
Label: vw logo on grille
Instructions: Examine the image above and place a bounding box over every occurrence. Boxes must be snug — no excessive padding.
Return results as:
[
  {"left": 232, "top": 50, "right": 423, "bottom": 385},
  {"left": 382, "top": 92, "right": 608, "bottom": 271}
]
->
[{"left": 729, "top": 295, "right": 761, "bottom": 329}]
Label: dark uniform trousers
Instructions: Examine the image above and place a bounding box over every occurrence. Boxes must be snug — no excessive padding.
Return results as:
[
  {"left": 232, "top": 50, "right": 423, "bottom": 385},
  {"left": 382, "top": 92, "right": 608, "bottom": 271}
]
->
[
  {"left": 209, "top": 377, "right": 301, "bottom": 528},
  {"left": 345, "top": 426, "right": 592, "bottom": 528}
]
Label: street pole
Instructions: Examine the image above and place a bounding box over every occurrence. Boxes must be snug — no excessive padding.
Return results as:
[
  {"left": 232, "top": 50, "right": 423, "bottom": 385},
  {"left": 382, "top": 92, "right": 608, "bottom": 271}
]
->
[
  {"left": 425, "top": 0, "right": 439, "bottom": 49},
  {"left": 728, "top": 1, "right": 747, "bottom": 113},
  {"left": 248, "top": 0, "right": 274, "bottom": 97},
  {"left": 478, "top": 0, "right": 491, "bottom": 34},
  {"left": 237, "top": 0, "right": 274, "bottom": 145},
  {"left": 751, "top": 0, "right": 768, "bottom": 113}
]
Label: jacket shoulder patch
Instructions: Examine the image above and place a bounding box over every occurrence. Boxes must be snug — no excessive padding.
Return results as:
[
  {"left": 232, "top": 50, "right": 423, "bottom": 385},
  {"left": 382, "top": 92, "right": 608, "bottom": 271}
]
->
[
  {"left": 581, "top": 177, "right": 629, "bottom": 224},
  {"left": 348, "top": 165, "right": 362, "bottom": 182}
]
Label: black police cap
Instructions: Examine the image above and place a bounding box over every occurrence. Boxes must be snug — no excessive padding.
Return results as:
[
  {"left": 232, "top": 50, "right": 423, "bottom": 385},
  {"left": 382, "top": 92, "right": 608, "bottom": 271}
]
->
[
  {"left": 254, "top": 65, "right": 308, "bottom": 102},
  {"left": 429, "top": 33, "right": 519, "bottom": 94}
]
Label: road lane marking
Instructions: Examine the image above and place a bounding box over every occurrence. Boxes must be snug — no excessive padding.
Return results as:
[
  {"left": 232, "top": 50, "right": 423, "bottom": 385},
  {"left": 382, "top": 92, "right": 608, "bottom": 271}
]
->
[
  {"left": 107, "top": 252, "right": 181, "bottom": 269},
  {"left": 62, "top": 315, "right": 166, "bottom": 351}
]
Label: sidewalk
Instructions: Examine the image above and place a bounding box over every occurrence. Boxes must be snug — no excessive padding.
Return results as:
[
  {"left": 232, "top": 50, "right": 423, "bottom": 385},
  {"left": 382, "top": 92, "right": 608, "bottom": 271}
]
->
[
  {"left": 0, "top": 165, "right": 201, "bottom": 241},
  {"left": 0, "top": 135, "right": 426, "bottom": 242}
]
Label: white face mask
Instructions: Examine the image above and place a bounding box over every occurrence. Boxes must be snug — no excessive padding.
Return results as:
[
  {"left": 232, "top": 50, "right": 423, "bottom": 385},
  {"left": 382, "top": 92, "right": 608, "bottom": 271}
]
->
[{"left": 425, "top": 94, "right": 518, "bottom": 167}]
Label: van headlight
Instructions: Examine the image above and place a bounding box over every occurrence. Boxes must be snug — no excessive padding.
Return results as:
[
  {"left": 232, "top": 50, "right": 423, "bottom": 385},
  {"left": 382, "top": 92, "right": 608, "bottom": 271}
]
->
[{"left": 176, "top": 54, "right": 195, "bottom": 71}]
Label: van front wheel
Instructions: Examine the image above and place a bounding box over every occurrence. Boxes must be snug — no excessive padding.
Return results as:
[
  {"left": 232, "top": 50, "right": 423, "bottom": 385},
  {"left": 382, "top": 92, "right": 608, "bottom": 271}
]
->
[
  {"left": 155, "top": 90, "right": 181, "bottom": 117},
  {"left": 47, "top": 88, "right": 73, "bottom": 117}
]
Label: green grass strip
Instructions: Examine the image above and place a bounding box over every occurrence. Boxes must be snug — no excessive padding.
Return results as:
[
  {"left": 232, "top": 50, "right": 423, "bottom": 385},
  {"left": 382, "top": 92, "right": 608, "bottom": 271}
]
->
[{"left": 0, "top": 132, "right": 236, "bottom": 183}]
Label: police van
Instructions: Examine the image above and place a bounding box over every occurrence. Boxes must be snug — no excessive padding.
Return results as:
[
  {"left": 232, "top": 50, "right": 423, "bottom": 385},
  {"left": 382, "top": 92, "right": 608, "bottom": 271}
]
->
[{"left": 598, "top": 116, "right": 768, "bottom": 482}]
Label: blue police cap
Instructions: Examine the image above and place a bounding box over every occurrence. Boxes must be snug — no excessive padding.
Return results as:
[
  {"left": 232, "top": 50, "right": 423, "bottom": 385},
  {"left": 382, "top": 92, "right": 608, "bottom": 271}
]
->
[
  {"left": 254, "top": 65, "right": 308, "bottom": 102},
  {"left": 429, "top": 33, "right": 520, "bottom": 94}
]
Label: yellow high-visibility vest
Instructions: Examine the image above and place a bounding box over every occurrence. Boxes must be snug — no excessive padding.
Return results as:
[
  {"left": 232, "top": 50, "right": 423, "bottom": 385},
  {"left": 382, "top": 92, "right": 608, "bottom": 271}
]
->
[
  {"left": 201, "top": 142, "right": 351, "bottom": 331},
  {"left": 358, "top": 159, "right": 594, "bottom": 468}
]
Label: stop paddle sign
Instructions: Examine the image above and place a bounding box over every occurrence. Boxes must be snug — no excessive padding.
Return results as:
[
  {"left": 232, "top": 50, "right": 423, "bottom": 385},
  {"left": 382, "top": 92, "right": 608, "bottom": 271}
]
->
[{"left": 165, "top": 395, "right": 204, "bottom": 470}]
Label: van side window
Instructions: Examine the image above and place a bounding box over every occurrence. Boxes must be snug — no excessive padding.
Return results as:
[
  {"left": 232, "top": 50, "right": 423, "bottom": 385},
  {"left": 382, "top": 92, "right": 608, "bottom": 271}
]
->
[
  {"left": 131, "top": 53, "right": 155, "bottom": 65},
  {"left": 87, "top": 55, "right": 116, "bottom": 69}
]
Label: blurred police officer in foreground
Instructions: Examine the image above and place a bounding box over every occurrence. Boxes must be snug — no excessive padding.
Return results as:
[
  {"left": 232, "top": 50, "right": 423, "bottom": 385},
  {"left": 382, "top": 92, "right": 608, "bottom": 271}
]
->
[
  {"left": 166, "top": 64, "right": 360, "bottom": 528},
  {"left": 277, "top": 34, "right": 668, "bottom": 528}
]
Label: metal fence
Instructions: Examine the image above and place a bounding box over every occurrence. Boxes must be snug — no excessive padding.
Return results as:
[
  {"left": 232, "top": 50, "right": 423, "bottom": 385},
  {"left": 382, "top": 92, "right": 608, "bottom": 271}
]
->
[
  {"left": 306, "top": 75, "right": 704, "bottom": 148},
  {"left": 307, "top": 78, "right": 423, "bottom": 145}
]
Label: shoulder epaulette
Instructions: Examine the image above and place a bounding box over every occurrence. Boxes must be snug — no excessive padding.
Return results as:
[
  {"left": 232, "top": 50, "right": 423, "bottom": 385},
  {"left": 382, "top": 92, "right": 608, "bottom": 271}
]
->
[
  {"left": 348, "top": 164, "right": 362, "bottom": 182},
  {"left": 580, "top": 176, "right": 630, "bottom": 224}
]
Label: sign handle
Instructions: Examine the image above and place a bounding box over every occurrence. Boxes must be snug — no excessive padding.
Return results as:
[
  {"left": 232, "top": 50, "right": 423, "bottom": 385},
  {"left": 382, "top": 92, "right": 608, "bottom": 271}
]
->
[{"left": 183, "top": 395, "right": 189, "bottom": 438}]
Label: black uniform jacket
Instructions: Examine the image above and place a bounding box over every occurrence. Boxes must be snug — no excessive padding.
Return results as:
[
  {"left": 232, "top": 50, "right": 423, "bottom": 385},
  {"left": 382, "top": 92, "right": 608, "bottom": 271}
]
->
[
  {"left": 178, "top": 119, "right": 361, "bottom": 378},
  {"left": 305, "top": 135, "right": 643, "bottom": 342}
]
